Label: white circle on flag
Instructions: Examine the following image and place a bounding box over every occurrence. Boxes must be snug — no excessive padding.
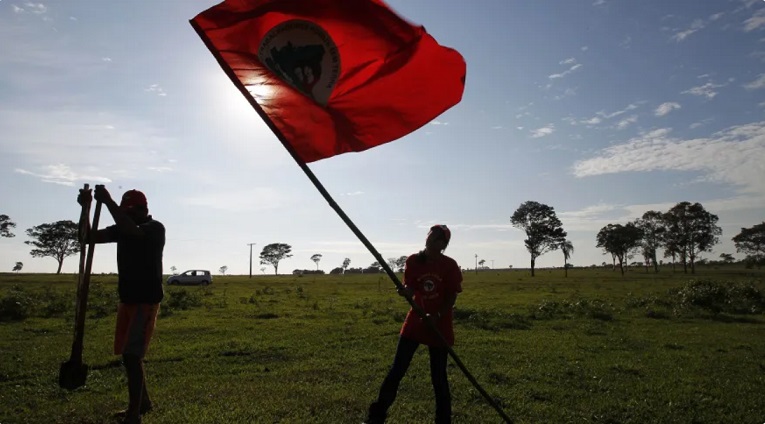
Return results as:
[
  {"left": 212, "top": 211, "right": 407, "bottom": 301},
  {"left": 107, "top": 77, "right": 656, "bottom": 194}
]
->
[{"left": 258, "top": 20, "right": 341, "bottom": 106}]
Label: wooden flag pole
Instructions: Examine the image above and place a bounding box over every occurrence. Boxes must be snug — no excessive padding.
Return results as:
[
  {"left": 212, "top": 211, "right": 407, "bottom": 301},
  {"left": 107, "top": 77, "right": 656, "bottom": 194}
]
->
[{"left": 191, "top": 20, "right": 513, "bottom": 424}]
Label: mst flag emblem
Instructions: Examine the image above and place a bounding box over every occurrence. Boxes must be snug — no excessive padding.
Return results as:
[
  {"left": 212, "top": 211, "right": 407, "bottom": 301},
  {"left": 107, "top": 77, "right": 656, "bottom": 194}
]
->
[
  {"left": 191, "top": 0, "right": 466, "bottom": 163},
  {"left": 258, "top": 20, "right": 340, "bottom": 106}
]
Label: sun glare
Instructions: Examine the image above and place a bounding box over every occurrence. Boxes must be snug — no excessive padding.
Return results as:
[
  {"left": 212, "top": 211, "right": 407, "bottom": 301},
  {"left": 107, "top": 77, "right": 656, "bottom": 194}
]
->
[{"left": 247, "top": 82, "right": 275, "bottom": 102}]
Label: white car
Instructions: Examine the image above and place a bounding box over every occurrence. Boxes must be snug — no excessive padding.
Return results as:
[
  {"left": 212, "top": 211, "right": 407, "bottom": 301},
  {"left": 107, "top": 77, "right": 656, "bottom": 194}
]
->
[{"left": 166, "top": 270, "right": 212, "bottom": 286}]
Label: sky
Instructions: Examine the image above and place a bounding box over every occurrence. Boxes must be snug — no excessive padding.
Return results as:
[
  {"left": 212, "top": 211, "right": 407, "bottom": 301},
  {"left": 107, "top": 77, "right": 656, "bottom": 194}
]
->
[{"left": 1, "top": 0, "right": 764, "bottom": 276}]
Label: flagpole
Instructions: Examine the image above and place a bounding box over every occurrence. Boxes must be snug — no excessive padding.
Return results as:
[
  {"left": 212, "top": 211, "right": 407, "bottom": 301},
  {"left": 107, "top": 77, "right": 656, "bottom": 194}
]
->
[{"left": 191, "top": 20, "right": 513, "bottom": 424}]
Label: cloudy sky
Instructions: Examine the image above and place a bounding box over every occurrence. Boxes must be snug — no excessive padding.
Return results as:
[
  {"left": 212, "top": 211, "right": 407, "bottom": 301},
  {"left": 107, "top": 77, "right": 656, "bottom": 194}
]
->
[{"left": 1, "top": 0, "right": 764, "bottom": 275}]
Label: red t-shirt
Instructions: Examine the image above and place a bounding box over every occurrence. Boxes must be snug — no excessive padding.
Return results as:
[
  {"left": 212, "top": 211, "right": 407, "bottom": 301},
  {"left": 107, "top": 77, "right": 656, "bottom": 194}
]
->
[{"left": 399, "top": 252, "right": 463, "bottom": 347}]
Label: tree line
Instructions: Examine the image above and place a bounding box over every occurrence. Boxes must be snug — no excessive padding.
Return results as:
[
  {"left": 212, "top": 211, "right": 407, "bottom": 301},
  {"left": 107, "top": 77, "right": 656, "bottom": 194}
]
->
[
  {"left": 510, "top": 200, "right": 764, "bottom": 277},
  {"left": 2, "top": 210, "right": 763, "bottom": 275}
]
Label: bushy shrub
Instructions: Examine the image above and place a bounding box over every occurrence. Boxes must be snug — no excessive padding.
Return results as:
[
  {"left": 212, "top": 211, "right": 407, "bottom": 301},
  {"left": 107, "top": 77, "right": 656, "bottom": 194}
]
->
[
  {"left": 38, "top": 287, "right": 70, "bottom": 318},
  {"left": 0, "top": 286, "right": 34, "bottom": 321},
  {"left": 454, "top": 307, "right": 532, "bottom": 330},
  {"left": 530, "top": 298, "right": 615, "bottom": 321},
  {"left": 670, "top": 280, "right": 764, "bottom": 315},
  {"left": 87, "top": 282, "right": 119, "bottom": 319},
  {"left": 164, "top": 288, "right": 203, "bottom": 311}
]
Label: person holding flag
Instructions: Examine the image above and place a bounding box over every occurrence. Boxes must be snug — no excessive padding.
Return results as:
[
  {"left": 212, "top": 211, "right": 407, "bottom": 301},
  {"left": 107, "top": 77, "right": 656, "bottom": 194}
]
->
[{"left": 365, "top": 225, "right": 463, "bottom": 424}]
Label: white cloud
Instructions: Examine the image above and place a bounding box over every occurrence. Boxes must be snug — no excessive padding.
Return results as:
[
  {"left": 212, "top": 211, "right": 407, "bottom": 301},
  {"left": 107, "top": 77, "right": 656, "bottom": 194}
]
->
[
  {"left": 145, "top": 84, "right": 167, "bottom": 97},
  {"left": 560, "top": 58, "right": 576, "bottom": 65},
  {"left": 24, "top": 2, "right": 47, "bottom": 14},
  {"left": 689, "top": 118, "right": 713, "bottom": 129},
  {"left": 573, "top": 103, "right": 642, "bottom": 127},
  {"left": 655, "top": 102, "right": 682, "bottom": 116},
  {"left": 709, "top": 12, "right": 725, "bottom": 21},
  {"left": 558, "top": 203, "right": 624, "bottom": 232},
  {"left": 12, "top": 4, "right": 24, "bottom": 13},
  {"left": 593, "top": 0, "right": 605, "bottom": 6},
  {"left": 531, "top": 125, "right": 555, "bottom": 138},
  {"left": 430, "top": 120, "right": 448, "bottom": 125},
  {"left": 581, "top": 46, "right": 589, "bottom": 51},
  {"left": 615, "top": 115, "right": 638, "bottom": 130},
  {"left": 0, "top": 107, "right": 177, "bottom": 183},
  {"left": 554, "top": 87, "right": 578, "bottom": 100},
  {"left": 744, "top": 73, "right": 765, "bottom": 90},
  {"left": 599, "top": 102, "right": 640, "bottom": 119},
  {"left": 102, "top": 57, "right": 112, "bottom": 62},
  {"left": 549, "top": 64, "right": 582, "bottom": 79},
  {"left": 15, "top": 164, "right": 111, "bottom": 187},
  {"left": 682, "top": 82, "right": 726, "bottom": 99},
  {"left": 671, "top": 19, "right": 705, "bottom": 42},
  {"left": 573, "top": 121, "right": 765, "bottom": 196},
  {"left": 744, "top": 9, "right": 765, "bottom": 32}
]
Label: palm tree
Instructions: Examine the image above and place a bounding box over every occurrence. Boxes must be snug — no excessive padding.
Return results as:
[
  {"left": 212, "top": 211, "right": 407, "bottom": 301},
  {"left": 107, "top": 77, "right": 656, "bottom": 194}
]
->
[{"left": 560, "top": 239, "right": 574, "bottom": 277}]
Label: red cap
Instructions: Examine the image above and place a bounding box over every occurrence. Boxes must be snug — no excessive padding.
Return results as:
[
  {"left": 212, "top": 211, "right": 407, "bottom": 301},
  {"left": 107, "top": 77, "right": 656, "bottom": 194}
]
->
[
  {"left": 120, "top": 190, "right": 147, "bottom": 209},
  {"left": 428, "top": 224, "right": 451, "bottom": 243}
]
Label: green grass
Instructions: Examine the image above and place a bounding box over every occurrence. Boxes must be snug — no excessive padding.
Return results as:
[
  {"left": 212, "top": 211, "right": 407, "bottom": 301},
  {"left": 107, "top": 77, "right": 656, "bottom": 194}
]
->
[{"left": 1, "top": 266, "right": 764, "bottom": 423}]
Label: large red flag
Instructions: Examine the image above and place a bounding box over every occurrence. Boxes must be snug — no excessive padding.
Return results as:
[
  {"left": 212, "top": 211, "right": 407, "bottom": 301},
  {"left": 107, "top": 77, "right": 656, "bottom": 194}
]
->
[{"left": 191, "top": 0, "right": 466, "bottom": 163}]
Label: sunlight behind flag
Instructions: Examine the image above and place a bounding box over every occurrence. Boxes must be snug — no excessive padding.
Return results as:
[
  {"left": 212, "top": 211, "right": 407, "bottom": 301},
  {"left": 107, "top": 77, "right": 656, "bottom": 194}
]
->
[{"left": 191, "top": 0, "right": 466, "bottom": 163}]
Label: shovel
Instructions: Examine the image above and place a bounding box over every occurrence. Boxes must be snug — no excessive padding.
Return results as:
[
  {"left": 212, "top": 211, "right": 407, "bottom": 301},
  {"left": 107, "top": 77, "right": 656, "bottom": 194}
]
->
[{"left": 59, "top": 184, "right": 102, "bottom": 390}]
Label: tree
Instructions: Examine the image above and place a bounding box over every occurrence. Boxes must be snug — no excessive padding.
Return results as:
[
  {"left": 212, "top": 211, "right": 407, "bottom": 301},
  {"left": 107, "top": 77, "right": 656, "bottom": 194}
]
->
[
  {"left": 342, "top": 257, "right": 351, "bottom": 274},
  {"left": 365, "top": 261, "right": 383, "bottom": 273},
  {"left": 394, "top": 255, "right": 407, "bottom": 272},
  {"left": 559, "top": 239, "right": 574, "bottom": 277},
  {"left": 596, "top": 223, "right": 644, "bottom": 276},
  {"left": 170, "top": 265, "right": 178, "bottom": 275},
  {"left": 478, "top": 259, "right": 486, "bottom": 268},
  {"left": 219, "top": 265, "right": 228, "bottom": 275},
  {"left": 732, "top": 222, "right": 765, "bottom": 263},
  {"left": 641, "top": 246, "right": 652, "bottom": 273},
  {"left": 719, "top": 253, "right": 735, "bottom": 264},
  {"left": 510, "top": 201, "right": 567, "bottom": 276},
  {"left": 635, "top": 210, "right": 665, "bottom": 274},
  {"left": 310, "top": 254, "right": 322, "bottom": 271},
  {"left": 664, "top": 202, "right": 721, "bottom": 274},
  {"left": 1, "top": 214, "right": 16, "bottom": 238},
  {"left": 259, "top": 243, "right": 292, "bottom": 275},
  {"left": 13, "top": 262, "right": 23, "bottom": 272},
  {"left": 25, "top": 220, "right": 79, "bottom": 274}
]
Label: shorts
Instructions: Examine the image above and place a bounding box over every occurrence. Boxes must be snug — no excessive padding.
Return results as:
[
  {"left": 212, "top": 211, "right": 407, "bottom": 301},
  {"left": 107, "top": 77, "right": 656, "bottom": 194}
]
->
[{"left": 114, "top": 303, "right": 159, "bottom": 357}]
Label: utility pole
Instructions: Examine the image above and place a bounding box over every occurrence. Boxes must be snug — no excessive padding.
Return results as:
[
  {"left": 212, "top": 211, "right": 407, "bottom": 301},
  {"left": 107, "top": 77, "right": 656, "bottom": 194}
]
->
[
  {"left": 475, "top": 254, "right": 478, "bottom": 275},
  {"left": 247, "top": 243, "right": 257, "bottom": 278}
]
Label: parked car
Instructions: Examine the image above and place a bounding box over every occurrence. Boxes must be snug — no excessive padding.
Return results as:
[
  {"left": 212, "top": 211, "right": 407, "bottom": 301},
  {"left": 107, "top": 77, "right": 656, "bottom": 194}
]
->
[{"left": 166, "top": 270, "right": 212, "bottom": 286}]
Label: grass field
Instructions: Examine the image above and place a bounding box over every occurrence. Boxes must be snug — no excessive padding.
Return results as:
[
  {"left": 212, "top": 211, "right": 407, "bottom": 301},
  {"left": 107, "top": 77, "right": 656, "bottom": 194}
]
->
[{"left": 1, "top": 266, "right": 764, "bottom": 423}]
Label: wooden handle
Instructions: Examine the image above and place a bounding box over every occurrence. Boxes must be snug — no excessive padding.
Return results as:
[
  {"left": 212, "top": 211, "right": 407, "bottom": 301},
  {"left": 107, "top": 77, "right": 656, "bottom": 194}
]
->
[{"left": 70, "top": 198, "right": 102, "bottom": 363}]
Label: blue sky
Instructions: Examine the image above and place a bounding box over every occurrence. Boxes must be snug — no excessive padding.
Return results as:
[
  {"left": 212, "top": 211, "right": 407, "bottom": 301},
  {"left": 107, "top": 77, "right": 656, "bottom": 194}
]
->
[{"left": 1, "top": 0, "right": 764, "bottom": 275}]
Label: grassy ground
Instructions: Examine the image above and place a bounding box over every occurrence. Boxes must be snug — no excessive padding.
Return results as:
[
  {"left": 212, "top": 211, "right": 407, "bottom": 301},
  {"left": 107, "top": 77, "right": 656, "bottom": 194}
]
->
[{"left": 1, "top": 266, "right": 764, "bottom": 423}]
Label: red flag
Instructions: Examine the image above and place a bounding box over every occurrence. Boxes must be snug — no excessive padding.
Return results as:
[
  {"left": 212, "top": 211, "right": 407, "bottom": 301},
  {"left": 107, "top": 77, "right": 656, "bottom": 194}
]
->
[{"left": 191, "top": 0, "right": 466, "bottom": 163}]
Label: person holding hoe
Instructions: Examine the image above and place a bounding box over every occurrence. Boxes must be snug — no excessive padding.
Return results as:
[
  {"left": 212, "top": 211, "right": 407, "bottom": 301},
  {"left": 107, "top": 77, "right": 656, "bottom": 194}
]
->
[
  {"left": 365, "top": 224, "right": 463, "bottom": 424},
  {"left": 78, "top": 185, "right": 165, "bottom": 424}
]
